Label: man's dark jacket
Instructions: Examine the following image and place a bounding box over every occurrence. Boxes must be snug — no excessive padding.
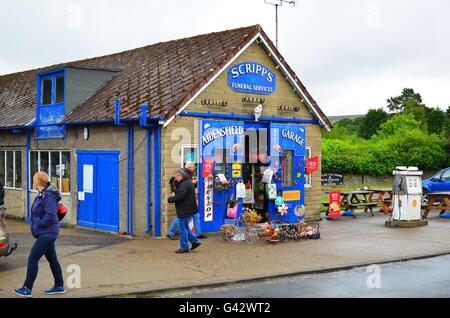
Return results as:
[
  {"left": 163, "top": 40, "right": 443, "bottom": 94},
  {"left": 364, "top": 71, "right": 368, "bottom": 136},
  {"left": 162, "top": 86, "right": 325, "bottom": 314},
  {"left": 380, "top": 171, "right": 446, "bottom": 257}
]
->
[{"left": 167, "top": 178, "right": 197, "bottom": 218}]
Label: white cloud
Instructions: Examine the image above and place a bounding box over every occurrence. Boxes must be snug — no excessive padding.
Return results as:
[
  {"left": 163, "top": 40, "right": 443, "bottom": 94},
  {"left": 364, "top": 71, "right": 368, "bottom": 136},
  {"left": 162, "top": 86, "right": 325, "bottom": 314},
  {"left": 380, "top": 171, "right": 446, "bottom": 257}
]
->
[{"left": 0, "top": 0, "right": 448, "bottom": 115}]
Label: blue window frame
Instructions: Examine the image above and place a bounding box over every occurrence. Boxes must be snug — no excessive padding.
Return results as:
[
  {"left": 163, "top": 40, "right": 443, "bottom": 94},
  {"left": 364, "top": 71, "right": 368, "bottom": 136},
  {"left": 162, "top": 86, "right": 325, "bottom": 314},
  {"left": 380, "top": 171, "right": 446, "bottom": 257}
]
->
[
  {"left": 36, "top": 69, "right": 66, "bottom": 139},
  {"left": 40, "top": 73, "right": 65, "bottom": 106}
]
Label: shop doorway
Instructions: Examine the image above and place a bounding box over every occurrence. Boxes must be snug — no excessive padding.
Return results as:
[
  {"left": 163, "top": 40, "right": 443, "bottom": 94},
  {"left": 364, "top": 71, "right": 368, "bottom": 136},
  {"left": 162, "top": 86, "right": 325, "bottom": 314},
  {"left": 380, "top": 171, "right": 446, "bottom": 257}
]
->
[{"left": 242, "top": 123, "right": 270, "bottom": 221}]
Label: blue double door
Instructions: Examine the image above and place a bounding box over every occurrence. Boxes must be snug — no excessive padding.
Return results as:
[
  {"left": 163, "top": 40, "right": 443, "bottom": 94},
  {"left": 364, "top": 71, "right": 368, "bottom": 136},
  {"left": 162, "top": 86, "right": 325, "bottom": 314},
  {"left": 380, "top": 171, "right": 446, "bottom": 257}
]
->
[{"left": 76, "top": 150, "right": 120, "bottom": 232}]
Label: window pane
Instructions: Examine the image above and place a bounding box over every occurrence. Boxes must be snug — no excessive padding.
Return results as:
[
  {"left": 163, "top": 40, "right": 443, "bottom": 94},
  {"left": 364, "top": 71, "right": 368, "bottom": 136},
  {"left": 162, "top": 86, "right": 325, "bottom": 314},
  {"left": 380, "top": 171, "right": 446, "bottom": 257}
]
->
[
  {"left": 41, "top": 78, "right": 52, "bottom": 105},
  {"left": 55, "top": 75, "right": 64, "bottom": 104},
  {"left": 0, "top": 152, "right": 5, "bottom": 185},
  {"left": 282, "top": 150, "right": 293, "bottom": 187},
  {"left": 305, "top": 148, "right": 312, "bottom": 186},
  {"left": 15, "top": 151, "right": 22, "bottom": 189},
  {"left": 50, "top": 152, "right": 60, "bottom": 189},
  {"left": 6, "top": 151, "right": 13, "bottom": 187},
  {"left": 183, "top": 146, "right": 198, "bottom": 181},
  {"left": 30, "top": 151, "right": 38, "bottom": 189},
  {"left": 61, "top": 152, "right": 70, "bottom": 193},
  {"left": 40, "top": 152, "right": 49, "bottom": 175}
]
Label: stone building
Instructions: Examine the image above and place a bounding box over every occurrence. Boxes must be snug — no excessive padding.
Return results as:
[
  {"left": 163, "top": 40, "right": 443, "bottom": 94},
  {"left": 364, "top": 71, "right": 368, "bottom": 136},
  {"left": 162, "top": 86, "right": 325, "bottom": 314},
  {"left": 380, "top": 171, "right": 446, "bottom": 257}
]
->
[{"left": 0, "top": 25, "right": 331, "bottom": 237}]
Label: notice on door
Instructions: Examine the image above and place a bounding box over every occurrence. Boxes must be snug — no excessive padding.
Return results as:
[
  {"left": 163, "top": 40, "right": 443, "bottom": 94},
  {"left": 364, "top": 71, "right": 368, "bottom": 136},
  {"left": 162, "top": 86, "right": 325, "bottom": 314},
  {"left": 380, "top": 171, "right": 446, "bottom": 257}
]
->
[{"left": 83, "top": 165, "right": 94, "bottom": 193}]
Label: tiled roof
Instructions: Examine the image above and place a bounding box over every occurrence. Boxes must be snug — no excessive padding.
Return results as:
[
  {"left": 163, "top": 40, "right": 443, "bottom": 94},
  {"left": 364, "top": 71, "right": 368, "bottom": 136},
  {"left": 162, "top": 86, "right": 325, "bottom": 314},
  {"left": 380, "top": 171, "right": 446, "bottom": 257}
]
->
[
  {"left": 0, "top": 25, "right": 331, "bottom": 129},
  {"left": 0, "top": 69, "right": 37, "bottom": 128}
]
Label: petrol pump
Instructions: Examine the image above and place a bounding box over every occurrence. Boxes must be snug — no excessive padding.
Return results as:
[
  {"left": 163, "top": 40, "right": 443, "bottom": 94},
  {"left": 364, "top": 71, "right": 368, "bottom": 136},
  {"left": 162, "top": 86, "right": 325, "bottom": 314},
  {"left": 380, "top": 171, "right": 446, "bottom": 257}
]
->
[{"left": 385, "top": 166, "right": 428, "bottom": 228}]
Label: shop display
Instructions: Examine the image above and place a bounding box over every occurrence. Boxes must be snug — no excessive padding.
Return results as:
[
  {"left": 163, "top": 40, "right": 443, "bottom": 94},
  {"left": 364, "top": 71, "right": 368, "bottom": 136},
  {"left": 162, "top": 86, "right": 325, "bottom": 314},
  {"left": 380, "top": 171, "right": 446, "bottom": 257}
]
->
[
  {"left": 226, "top": 195, "right": 238, "bottom": 219},
  {"left": 221, "top": 215, "right": 321, "bottom": 245},
  {"left": 236, "top": 181, "right": 246, "bottom": 199},
  {"left": 241, "top": 208, "right": 262, "bottom": 224},
  {"left": 265, "top": 183, "right": 277, "bottom": 200}
]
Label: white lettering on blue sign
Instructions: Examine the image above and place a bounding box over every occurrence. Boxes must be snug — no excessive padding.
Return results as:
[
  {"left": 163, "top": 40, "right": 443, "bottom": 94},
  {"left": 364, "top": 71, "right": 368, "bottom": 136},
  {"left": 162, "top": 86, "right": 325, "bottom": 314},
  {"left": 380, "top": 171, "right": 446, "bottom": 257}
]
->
[
  {"left": 230, "top": 63, "right": 274, "bottom": 82},
  {"left": 228, "top": 62, "right": 276, "bottom": 95},
  {"left": 281, "top": 129, "right": 305, "bottom": 147},
  {"left": 202, "top": 126, "right": 244, "bottom": 146}
]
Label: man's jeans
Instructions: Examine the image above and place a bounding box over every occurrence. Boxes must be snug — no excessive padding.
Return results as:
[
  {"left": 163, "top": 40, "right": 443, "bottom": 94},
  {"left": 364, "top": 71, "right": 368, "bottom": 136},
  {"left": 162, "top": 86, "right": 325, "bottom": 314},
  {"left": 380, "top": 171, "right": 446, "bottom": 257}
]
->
[
  {"left": 178, "top": 216, "right": 200, "bottom": 251},
  {"left": 168, "top": 216, "right": 179, "bottom": 236},
  {"left": 24, "top": 235, "right": 64, "bottom": 290},
  {"left": 192, "top": 213, "right": 202, "bottom": 236},
  {"left": 169, "top": 213, "right": 203, "bottom": 236}
]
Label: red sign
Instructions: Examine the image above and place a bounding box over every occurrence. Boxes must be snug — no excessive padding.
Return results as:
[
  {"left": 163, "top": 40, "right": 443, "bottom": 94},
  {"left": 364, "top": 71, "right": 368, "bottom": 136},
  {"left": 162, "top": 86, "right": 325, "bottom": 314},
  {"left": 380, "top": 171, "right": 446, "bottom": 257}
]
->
[
  {"left": 202, "top": 157, "right": 215, "bottom": 178},
  {"left": 306, "top": 156, "right": 319, "bottom": 174},
  {"left": 328, "top": 191, "right": 341, "bottom": 218}
]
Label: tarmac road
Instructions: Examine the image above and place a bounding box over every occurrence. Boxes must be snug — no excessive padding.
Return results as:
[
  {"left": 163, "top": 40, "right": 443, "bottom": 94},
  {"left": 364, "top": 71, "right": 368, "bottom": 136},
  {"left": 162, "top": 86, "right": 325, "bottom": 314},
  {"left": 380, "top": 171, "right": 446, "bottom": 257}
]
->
[{"left": 153, "top": 255, "right": 450, "bottom": 298}]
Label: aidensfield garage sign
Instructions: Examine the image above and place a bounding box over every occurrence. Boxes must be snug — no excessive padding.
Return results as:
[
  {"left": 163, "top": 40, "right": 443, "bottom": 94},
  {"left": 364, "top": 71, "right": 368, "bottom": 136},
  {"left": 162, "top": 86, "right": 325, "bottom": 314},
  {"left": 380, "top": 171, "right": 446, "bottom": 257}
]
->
[{"left": 228, "top": 62, "right": 276, "bottom": 95}]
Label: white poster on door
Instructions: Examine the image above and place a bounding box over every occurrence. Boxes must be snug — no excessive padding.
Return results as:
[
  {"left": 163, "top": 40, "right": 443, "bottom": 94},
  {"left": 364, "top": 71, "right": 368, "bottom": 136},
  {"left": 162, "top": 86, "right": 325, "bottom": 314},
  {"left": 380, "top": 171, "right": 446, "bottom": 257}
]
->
[
  {"left": 78, "top": 191, "right": 85, "bottom": 201},
  {"left": 83, "top": 165, "right": 94, "bottom": 193}
]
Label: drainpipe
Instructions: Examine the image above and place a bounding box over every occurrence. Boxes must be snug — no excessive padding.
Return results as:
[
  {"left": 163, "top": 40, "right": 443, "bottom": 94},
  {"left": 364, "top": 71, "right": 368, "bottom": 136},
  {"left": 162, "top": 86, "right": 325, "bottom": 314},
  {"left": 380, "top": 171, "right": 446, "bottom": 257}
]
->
[
  {"left": 146, "top": 128, "right": 152, "bottom": 234},
  {"left": 140, "top": 104, "right": 153, "bottom": 235},
  {"left": 25, "top": 129, "right": 30, "bottom": 223},
  {"left": 153, "top": 124, "right": 162, "bottom": 237},
  {"left": 127, "top": 124, "right": 134, "bottom": 236}
]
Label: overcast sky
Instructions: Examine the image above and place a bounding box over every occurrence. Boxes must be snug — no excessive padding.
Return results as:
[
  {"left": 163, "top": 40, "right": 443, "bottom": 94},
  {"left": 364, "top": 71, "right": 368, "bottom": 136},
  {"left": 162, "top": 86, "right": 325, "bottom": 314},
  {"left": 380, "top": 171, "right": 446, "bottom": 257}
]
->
[{"left": 1, "top": 0, "right": 448, "bottom": 116}]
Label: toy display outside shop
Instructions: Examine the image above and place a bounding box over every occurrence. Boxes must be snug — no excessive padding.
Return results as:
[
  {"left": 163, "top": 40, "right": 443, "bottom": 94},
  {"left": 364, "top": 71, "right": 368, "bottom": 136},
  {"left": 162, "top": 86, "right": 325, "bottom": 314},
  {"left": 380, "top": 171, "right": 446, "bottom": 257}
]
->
[{"left": 221, "top": 205, "right": 321, "bottom": 245}]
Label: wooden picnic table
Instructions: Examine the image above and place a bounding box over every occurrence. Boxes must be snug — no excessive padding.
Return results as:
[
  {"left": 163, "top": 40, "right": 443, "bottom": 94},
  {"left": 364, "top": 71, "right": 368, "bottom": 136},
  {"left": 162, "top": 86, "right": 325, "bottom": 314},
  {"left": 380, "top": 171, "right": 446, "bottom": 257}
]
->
[
  {"left": 367, "top": 188, "right": 393, "bottom": 214},
  {"left": 323, "top": 190, "right": 379, "bottom": 217},
  {"left": 422, "top": 192, "right": 450, "bottom": 219}
]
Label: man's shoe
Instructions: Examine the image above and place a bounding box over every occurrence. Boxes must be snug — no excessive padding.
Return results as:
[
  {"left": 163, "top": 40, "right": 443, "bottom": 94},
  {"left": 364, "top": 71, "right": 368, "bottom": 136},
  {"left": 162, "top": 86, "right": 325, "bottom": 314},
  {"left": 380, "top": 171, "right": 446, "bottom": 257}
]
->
[
  {"left": 197, "top": 234, "right": 208, "bottom": 239},
  {"left": 190, "top": 242, "right": 201, "bottom": 251},
  {"left": 175, "top": 249, "right": 189, "bottom": 254},
  {"left": 45, "top": 286, "right": 66, "bottom": 295},
  {"left": 12, "top": 287, "right": 32, "bottom": 298},
  {"left": 167, "top": 234, "right": 177, "bottom": 240}
]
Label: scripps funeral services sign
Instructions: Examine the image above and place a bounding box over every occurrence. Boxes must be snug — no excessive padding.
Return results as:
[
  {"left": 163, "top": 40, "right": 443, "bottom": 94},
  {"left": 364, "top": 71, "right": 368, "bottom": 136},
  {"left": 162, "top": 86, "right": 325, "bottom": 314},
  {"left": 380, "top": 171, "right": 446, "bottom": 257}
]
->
[{"left": 228, "top": 62, "right": 276, "bottom": 95}]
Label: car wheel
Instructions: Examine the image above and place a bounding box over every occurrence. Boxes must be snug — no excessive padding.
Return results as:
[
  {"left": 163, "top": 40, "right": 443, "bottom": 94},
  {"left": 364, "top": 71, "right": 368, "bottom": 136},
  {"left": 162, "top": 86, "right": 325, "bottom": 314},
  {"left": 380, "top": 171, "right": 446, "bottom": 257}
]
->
[{"left": 421, "top": 189, "right": 429, "bottom": 207}]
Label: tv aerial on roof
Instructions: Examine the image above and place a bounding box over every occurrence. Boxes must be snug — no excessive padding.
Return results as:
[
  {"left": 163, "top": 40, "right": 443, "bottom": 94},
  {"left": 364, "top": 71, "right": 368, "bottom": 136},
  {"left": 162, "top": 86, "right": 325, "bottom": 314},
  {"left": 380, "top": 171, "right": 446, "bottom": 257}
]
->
[{"left": 264, "top": 0, "right": 297, "bottom": 48}]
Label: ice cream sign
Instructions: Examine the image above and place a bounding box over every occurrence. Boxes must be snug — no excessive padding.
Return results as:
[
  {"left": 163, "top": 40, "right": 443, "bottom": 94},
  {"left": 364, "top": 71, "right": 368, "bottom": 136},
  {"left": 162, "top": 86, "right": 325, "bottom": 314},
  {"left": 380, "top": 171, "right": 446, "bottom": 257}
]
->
[{"left": 228, "top": 62, "right": 276, "bottom": 95}]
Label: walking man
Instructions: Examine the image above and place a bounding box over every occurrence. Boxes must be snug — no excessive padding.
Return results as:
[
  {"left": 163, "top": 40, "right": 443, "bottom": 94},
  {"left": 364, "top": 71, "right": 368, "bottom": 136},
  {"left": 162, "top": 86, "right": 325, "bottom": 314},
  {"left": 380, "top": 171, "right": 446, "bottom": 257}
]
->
[{"left": 168, "top": 169, "right": 201, "bottom": 253}]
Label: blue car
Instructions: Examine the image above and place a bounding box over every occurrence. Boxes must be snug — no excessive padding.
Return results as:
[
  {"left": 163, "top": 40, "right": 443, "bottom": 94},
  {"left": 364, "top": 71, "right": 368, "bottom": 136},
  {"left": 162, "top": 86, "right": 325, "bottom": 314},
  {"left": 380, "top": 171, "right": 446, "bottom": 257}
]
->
[{"left": 422, "top": 167, "right": 450, "bottom": 204}]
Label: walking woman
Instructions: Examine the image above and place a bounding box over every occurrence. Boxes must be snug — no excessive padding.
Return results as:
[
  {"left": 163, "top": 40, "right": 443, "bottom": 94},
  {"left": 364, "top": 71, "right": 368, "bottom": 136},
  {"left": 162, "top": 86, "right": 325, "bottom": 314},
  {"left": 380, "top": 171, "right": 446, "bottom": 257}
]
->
[{"left": 13, "top": 172, "right": 65, "bottom": 297}]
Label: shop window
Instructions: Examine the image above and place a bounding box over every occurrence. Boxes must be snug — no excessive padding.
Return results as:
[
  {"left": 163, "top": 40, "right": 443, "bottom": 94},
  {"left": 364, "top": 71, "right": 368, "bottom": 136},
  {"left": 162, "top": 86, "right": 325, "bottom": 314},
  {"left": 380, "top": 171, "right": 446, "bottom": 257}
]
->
[
  {"left": 29, "top": 151, "right": 70, "bottom": 193},
  {"left": 0, "top": 150, "right": 22, "bottom": 189},
  {"left": 6, "top": 152, "right": 13, "bottom": 188},
  {"left": 15, "top": 151, "right": 22, "bottom": 189},
  {"left": 61, "top": 152, "right": 71, "bottom": 193},
  {"left": 181, "top": 145, "right": 199, "bottom": 181},
  {"left": 30, "top": 151, "right": 38, "bottom": 187},
  {"left": 304, "top": 147, "right": 312, "bottom": 187},
  {"left": 40, "top": 152, "right": 49, "bottom": 175},
  {"left": 0, "top": 152, "right": 4, "bottom": 185},
  {"left": 214, "top": 148, "right": 230, "bottom": 190},
  {"left": 50, "top": 152, "right": 60, "bottom": 187},
  {"left": 282, "top": 150, "right": 294, "bottom": 187}
]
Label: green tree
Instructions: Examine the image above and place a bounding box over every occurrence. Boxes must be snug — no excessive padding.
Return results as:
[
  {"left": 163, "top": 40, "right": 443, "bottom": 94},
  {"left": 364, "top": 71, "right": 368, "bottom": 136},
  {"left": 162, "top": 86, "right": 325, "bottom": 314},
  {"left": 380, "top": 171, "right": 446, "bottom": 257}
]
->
[
  {"left": 427, "top": 107, "right": 449, "bottom": 135},
  {"left": 357, "top": 108, "right": 389, "bottom": 139},
  {"left": 373, "top": 113, "right": 421, "bottom": 140},
  {"left": 387, "top": 88, "right": 423, "bottom": 113}
]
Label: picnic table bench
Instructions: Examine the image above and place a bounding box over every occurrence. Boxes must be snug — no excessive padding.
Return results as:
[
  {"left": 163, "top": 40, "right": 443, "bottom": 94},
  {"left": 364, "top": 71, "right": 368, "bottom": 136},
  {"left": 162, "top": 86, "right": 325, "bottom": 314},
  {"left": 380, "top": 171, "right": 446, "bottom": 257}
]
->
[
  {"left": 367, "top": 188, "right": 393, "bottom": 214},
  {"left": 323, "top": 190, "right": 380, "bottom": 217},
  {"left": 422, "top": 192, "right": 450, "bottom": 219}
]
